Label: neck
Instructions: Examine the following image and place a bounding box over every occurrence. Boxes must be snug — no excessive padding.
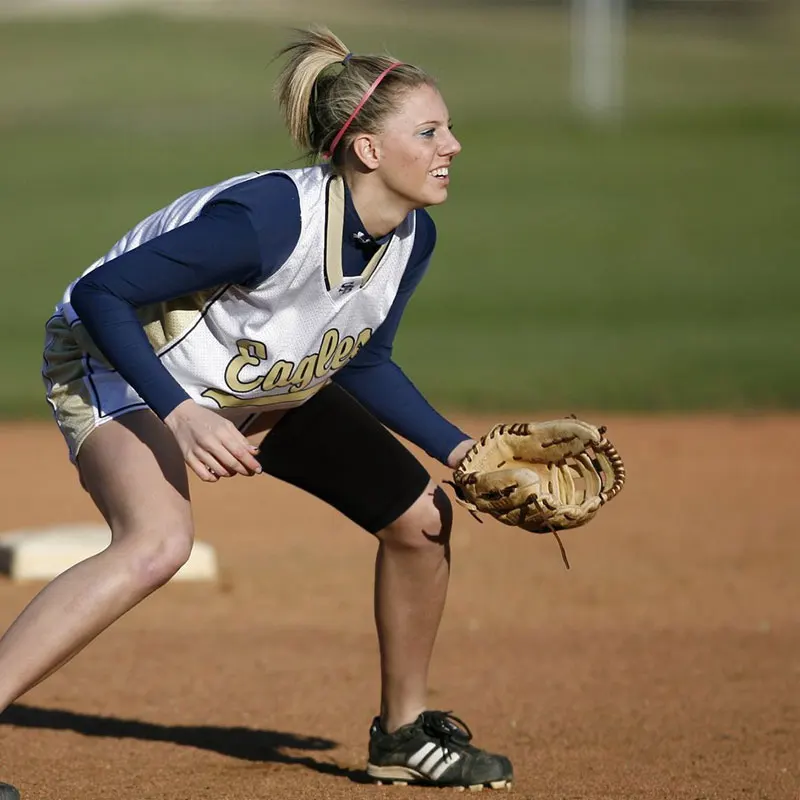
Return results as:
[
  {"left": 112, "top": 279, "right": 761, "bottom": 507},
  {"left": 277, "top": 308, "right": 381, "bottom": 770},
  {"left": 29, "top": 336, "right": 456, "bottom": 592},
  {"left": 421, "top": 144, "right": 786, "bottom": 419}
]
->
[{"left": 344, "top": 170, "right": 413, "bottom": 239}]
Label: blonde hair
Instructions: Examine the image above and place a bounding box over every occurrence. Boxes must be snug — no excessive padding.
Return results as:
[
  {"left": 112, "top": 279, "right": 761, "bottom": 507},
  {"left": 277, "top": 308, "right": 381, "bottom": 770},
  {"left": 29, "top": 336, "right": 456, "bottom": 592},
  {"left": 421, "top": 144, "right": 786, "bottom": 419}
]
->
[{"left": 273, "top": 27, "right": 435, "bottom": 165}]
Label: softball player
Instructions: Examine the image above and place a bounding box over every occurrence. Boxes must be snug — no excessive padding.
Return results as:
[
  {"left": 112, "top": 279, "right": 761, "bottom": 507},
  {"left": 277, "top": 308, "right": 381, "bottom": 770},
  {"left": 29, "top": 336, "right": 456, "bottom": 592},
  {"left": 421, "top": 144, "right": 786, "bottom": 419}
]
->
[{"left": 0, "top": 27, "right": 512, "bottom": 791}]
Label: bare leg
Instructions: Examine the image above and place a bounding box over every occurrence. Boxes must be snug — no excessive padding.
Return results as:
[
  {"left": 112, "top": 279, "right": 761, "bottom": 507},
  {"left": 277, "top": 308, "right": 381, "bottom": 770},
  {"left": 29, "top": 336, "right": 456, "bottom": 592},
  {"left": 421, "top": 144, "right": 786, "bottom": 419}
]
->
[
  {"left": 374, "top": 482, "right": 452, "bottom": 733},
  {"left": 0, "top": 411, "right": 194, "bottom": 711}
]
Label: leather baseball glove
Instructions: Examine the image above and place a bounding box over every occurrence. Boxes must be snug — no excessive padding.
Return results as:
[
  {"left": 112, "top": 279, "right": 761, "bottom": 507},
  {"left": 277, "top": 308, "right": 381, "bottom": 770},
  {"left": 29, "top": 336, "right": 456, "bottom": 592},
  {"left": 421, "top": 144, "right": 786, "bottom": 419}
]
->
[{"left": 446, "top": 418, "right": 626, "bottom": 568}]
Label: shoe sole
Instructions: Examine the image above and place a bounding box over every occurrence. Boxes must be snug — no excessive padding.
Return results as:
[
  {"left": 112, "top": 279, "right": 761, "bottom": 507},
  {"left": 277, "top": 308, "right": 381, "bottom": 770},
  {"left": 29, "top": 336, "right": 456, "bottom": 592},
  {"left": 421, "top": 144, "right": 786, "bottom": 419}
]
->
[
  {"left": 0, "top": 784, "right": 20, "bottom": 800},
  {"left": 367, "top": 764, "right": 511, "bottom": 791}
]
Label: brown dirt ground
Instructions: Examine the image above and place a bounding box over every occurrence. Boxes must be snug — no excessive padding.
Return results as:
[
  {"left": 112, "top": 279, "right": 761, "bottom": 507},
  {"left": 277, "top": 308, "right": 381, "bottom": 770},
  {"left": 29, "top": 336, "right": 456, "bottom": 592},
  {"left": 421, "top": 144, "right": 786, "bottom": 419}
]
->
[{"left": 0, "top": 415, "right": 799, "bottom": 800}]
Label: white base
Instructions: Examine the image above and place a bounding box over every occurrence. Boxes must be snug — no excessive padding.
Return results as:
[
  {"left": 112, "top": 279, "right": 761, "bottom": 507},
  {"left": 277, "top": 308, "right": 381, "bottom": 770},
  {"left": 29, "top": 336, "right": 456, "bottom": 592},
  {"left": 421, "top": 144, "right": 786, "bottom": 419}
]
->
[{"left": 0, "top": 523, "right": 219, "bottom": 582}]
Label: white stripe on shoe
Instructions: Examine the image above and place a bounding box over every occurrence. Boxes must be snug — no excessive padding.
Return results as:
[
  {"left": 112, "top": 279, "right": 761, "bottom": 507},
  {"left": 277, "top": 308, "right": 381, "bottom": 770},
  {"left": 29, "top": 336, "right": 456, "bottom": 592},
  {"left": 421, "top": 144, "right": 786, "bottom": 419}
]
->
[
  {"left": 408, "top": 743, "right": 462, "bottom": 780},
  {"left": 406, "top": 741, "right": 437, "bottom": 769},
  {"left": 429, "top": 751, "right": 462, "bottom": 780},
  {"left": 418, "top": 747, "right": 446, "bottom": 774}
]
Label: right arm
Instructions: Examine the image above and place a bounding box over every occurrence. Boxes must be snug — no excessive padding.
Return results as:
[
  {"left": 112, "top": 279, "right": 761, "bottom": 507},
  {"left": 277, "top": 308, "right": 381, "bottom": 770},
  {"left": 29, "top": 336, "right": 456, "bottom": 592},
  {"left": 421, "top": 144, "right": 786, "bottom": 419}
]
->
[{"left": 69, "top": 174, "right": 301, "bottom": 480}]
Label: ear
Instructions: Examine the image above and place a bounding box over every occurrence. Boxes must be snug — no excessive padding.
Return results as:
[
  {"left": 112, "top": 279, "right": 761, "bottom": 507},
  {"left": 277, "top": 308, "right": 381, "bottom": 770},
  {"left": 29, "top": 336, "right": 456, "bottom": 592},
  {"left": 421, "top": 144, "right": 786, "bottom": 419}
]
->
[{"left": 351, "top": 133, "right": 381, "bottom": 170}]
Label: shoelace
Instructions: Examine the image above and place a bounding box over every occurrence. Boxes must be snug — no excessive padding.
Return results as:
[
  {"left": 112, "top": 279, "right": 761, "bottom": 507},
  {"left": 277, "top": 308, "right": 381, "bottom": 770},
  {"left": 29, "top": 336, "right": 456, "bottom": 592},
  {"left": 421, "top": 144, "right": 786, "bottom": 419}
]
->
[{"left": 420, "top": 710, "right": 473, "bottom": 754}]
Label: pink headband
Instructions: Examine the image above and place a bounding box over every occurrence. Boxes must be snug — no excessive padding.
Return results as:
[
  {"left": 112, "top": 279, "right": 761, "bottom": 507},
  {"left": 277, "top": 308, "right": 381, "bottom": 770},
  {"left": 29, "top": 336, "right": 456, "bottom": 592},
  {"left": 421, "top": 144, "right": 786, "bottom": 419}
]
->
[{"left": 323, "top": 62, "right": 404, "bottom": 160}]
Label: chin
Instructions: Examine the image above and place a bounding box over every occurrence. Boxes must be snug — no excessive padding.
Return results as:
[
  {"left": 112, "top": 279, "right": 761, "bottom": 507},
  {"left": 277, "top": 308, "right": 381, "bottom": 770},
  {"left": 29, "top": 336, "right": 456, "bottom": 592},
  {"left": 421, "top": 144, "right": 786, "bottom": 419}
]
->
[
  {"left": 398, "top": 184, "right": 449, "bottom": 211},
  {"left": 421, "top": 187, "right": 449, "bottom": 207}
]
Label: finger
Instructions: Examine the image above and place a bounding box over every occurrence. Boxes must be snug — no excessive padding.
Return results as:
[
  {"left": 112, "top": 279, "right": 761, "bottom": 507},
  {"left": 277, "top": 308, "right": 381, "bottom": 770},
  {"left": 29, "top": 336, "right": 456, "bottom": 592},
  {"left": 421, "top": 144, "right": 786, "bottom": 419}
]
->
[
  {"left": 204, "top": 442, "right": 252, "bottom": 477},
  {"left": 220, "top": 435, "right": 263, "bottom": 476},
  {"left": 185, "top": 453, "right": 219, "bottom": 483},
  {"left": 200, "top": 449, "right": 238, "bottom": 478},
  {"left": 236, "top": 446, "right": 263, "bottom": 476}
]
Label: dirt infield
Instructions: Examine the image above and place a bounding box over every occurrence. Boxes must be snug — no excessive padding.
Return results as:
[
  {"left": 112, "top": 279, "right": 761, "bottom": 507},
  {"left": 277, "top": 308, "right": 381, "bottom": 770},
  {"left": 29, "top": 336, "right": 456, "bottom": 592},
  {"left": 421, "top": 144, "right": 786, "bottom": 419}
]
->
[{"left": 1, "top": 415, "right": 798, "bottom": 800}]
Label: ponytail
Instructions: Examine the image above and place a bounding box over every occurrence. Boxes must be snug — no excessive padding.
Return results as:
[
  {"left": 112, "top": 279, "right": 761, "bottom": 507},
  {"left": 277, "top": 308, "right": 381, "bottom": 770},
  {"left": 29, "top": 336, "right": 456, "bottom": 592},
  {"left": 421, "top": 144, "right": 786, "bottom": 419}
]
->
[{"left": 274, "top": 26, "right": 434, "bottom": 165}]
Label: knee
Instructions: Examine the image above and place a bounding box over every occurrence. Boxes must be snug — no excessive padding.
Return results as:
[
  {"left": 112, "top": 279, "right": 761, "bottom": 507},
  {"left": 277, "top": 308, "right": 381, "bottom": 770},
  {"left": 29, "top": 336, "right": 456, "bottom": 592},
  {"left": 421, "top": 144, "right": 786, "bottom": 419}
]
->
[
  {"left": 378, "top": 483, "right": 452, "bottom": 550},
  {"left": 115, "top": 524, "right": 194, "bottom": 590}
]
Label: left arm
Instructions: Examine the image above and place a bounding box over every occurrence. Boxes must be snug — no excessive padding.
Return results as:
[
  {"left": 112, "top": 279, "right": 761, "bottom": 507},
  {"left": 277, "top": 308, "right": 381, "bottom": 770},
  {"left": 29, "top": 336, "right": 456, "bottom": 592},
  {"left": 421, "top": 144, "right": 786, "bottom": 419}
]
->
[
  {"left": 333, "top": 211, "right": 472, "bottom": 467},
  {"left": 335, "top": 357, "right": 473, "bottom": 467}
]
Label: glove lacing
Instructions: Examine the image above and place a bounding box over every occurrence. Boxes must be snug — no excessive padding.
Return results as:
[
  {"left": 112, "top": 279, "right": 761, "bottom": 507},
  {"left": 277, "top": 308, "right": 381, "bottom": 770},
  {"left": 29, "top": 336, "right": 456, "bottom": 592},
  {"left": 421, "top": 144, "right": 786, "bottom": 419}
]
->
[{"left": 449, "top": 419, "right": 628, "bottom": 571}]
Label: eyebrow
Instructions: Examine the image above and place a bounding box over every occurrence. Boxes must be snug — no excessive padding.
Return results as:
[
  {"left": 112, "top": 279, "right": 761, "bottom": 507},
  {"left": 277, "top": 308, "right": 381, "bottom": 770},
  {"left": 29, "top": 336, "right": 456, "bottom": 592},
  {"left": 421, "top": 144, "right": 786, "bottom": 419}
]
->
[{"left": 416, "top": 119, "right": 453, "bottom": 127}]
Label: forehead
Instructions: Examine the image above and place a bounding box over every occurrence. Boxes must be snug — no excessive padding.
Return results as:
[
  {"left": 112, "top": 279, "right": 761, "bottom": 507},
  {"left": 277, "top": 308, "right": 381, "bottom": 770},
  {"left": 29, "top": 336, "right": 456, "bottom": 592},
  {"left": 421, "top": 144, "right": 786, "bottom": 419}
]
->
[{"left": 386, "top": 83, "right": 449, "bottom": 126}]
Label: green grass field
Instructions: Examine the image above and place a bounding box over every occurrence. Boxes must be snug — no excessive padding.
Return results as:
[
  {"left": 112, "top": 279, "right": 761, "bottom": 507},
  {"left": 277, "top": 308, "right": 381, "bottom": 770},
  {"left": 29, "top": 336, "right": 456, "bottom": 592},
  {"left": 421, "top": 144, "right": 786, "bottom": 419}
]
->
[{"left": 1, "top": 8, "right": 798, "bottom": 417}]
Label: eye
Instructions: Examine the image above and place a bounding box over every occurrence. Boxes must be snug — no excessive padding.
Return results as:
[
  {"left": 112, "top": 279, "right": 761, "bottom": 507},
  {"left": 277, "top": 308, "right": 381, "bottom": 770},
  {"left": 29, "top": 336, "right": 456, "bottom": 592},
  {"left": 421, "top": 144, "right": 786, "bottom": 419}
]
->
[{"left": 418, "top": 128, "right": 435, "bottom": 138}]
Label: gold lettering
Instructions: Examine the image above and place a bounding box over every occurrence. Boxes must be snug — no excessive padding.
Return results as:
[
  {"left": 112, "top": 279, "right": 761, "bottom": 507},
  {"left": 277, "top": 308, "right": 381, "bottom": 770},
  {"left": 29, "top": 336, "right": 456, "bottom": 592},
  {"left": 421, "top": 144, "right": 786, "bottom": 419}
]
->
[
  {"left": 261, "top": 360, "right": 294, "bottom": 391},
  {"left": 329, "top": 336, "right": 355, "bottom": 371},
  {"left": 216, "top": 327, "right": 375, "bottom": 401},
  {"left": 352, "top": 328, "right": 372, "bottom": 355},
  {"left": 291, "top": 354, "right": 318, "bottom": 391},
  {"left": 224, "top": 339, "right": 267, "bottom": 392},
  {"left": 315, "top": 328, "right": 340, "bottom": 378}
]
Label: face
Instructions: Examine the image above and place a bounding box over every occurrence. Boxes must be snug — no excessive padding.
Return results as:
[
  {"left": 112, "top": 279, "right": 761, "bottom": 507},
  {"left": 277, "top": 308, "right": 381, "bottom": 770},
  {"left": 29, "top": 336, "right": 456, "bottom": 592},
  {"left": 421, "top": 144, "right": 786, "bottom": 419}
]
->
[{"left": 361, "top": 83, "right": 462, "bottom": 208}]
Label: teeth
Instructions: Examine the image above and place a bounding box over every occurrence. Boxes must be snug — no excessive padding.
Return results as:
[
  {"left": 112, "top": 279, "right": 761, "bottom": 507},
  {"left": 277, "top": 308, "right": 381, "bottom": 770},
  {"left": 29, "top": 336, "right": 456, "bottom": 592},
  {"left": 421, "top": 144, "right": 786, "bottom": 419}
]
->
[{"left": 431, "top": 167, "right": 449, "bottom": 177}]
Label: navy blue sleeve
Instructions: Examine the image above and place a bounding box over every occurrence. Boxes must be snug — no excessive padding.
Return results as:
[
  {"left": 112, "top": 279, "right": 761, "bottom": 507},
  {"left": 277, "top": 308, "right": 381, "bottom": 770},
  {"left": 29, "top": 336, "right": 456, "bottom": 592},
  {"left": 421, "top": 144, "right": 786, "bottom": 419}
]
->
[
  {"left": 70, "top": 174, "right": 301, "bottom": 420},
  {"left": 333, "top": 210, "right": 471, "bottom": 465},
  {"left": 209, "top": 173, "right": 301, "bottom": 285}
]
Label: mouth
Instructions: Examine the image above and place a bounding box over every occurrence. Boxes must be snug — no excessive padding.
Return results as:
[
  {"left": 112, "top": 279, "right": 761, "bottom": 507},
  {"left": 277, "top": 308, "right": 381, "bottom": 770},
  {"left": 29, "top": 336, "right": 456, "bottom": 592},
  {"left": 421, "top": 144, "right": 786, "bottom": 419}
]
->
[{"left": 429, "top": 166, "right": 450, "bottom": 183}]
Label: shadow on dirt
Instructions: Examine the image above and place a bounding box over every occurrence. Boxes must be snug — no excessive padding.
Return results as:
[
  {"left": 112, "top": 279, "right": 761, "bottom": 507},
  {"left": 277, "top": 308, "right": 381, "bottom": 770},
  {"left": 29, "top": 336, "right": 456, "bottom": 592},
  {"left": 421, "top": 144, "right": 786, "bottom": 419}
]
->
[{"left": 1, "top": 703, "right": 371, "bottom": 782}]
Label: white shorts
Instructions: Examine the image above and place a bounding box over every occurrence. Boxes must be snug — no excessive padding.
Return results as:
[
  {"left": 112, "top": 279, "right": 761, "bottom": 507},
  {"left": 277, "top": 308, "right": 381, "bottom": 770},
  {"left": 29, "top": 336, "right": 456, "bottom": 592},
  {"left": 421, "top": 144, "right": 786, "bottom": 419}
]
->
[{"left": 41, "top": 313, "right": 267, "bottom": 462}]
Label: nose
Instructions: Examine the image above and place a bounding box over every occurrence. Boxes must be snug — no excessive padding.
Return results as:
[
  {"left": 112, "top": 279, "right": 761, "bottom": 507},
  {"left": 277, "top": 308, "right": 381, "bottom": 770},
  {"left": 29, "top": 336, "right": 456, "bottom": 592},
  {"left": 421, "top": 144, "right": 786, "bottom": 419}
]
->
[{"left": 441, "top": 129, "right": 462, "bottom": 157}]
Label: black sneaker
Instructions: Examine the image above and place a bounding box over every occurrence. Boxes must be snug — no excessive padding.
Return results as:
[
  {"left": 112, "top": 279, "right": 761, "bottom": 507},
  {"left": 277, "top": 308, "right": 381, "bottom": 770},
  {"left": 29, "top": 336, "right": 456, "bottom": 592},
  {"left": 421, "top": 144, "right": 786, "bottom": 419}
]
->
[
  {"left": 0, "top": 784, "right": 20, "bottom": 800},
  {"left": 366, "top": 710, "right": 513, "bottom": 790}
]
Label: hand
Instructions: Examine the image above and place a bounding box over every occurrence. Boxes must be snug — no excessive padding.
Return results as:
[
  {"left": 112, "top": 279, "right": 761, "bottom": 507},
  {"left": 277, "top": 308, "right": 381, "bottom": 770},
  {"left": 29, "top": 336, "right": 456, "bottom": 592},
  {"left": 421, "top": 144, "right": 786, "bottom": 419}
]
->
[
  {"left": 164, "top": 399, "right": 263, "bottom": 483},
  {"left": 446, "top": 438, "right": 476, "bottom": 470}
]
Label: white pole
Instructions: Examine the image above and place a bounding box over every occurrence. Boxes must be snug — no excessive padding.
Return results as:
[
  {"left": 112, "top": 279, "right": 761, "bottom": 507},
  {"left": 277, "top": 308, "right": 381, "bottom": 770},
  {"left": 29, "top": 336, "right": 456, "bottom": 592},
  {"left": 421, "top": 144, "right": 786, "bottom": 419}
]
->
[{"left": 571, "top": 0, "right": 626, "bottom": 118}]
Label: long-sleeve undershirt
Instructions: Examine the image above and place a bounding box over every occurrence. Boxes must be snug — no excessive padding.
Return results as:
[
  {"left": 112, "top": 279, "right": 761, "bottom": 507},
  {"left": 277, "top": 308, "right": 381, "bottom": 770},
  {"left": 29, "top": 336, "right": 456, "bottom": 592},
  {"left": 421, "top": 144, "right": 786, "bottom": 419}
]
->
[{"left": 70, "top": 172, "right": 469, "bottom": 464}]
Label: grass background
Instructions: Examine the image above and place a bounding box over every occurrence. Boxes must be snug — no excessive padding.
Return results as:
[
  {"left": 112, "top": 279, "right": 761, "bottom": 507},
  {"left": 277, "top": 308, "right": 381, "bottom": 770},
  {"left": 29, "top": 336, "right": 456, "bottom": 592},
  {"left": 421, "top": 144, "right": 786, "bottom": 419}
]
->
[{"left": 1, "top": 5, "right": 798, "bottom": 417}]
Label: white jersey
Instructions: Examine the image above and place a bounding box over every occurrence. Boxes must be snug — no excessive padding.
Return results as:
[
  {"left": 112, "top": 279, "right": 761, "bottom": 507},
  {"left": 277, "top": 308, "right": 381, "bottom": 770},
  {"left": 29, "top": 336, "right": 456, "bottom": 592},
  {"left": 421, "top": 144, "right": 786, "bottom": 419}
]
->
[{"left": 56, "top": 165, "right": 416, "bottom": 416}]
